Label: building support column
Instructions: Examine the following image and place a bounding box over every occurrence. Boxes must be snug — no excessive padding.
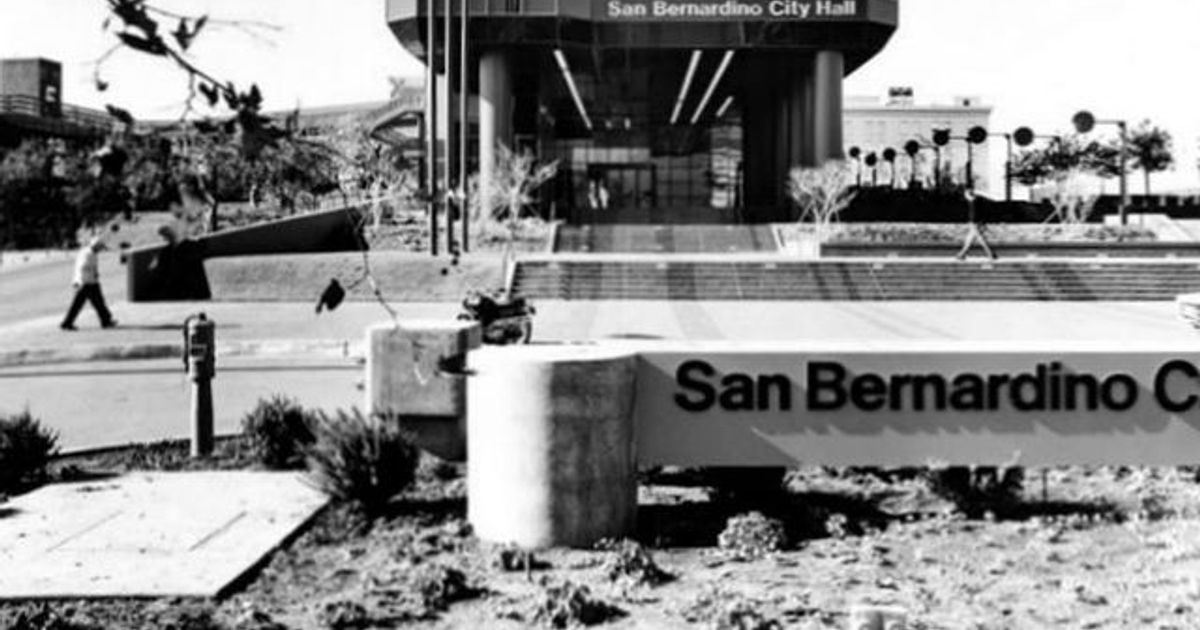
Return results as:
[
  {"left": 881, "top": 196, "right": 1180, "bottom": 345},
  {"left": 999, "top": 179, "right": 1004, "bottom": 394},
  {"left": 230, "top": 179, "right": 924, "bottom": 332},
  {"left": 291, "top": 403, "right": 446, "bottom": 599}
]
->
[
  {"left": 479, "top": 49, "right": 513, "bottom": 221},
  {"left": 742, "top": 53, "right": 811, "bottom": 220},
  {"left": 812, "top": 50, "right": 844, "bottom": 163}
]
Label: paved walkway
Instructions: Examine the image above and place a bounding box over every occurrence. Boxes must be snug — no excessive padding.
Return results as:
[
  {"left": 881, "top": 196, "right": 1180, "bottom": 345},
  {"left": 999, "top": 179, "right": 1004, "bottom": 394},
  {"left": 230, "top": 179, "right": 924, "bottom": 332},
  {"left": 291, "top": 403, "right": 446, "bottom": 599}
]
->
[
  {"left": 3, "top": 298, "right": 1199, "bottom": 368},
  {"left": 0, "top": 472, "right": 327, "bottom": 599},
  {"left": 0, "top": 301, "right": 460, "bottom": 367}
]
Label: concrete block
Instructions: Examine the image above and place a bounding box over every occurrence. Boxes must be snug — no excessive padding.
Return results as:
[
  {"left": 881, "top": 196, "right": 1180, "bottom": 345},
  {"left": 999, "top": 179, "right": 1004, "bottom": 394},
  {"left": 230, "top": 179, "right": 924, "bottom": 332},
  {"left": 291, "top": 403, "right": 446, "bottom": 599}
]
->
[
  {"left": 468, "top": 345, "right": 638, "bottom": 548},
  {"left": 366, "top": 320, "right": 481, "bottom": 460}
]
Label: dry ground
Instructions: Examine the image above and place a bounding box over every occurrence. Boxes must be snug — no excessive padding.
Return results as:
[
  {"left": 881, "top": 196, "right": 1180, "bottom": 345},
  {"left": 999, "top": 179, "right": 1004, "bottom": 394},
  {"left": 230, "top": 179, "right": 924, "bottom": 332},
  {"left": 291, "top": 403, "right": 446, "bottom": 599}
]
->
[{"left": 6, "top": 441, "right": 1200, "bottom": 629}]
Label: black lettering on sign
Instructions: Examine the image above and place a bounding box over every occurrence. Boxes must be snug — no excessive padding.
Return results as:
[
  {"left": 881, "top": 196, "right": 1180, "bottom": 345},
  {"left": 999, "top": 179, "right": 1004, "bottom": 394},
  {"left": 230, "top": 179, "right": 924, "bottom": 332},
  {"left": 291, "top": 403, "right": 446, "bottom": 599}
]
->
[
  {"left": 807, "top": 361, "right": 847, "bottom": 411},
  {"left": 719, "top": 373, "right": 756, "bottom": 411},
  {"left": 674, "top": 360, "right": 716, "bottom": 412},
  {"left": 1100, "top": 374, "right": 1138, "bottom": 411},
  {"left": 1155, "top": 359, "right": 1199, "bottom": 413}
]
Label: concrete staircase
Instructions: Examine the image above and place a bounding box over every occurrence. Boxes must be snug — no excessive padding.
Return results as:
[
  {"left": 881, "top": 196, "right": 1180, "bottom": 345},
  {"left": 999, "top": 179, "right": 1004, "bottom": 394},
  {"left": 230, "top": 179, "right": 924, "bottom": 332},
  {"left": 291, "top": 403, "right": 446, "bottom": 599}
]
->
[{"left": 510, "top": 257, "right": 1200, "bottom": 301}]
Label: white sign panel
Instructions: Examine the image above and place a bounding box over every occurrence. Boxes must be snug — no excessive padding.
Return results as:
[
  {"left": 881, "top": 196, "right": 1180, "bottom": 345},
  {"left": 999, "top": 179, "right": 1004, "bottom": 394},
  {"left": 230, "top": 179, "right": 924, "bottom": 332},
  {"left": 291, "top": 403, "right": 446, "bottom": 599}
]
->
[{"left": 635, "top": 348, "right": 1200, "bottom": 466}]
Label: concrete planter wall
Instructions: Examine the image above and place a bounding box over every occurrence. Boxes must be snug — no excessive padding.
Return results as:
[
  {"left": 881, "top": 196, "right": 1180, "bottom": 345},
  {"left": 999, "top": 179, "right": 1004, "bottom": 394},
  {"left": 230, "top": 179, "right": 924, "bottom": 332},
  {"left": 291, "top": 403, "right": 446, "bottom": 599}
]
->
[{"left": 126, "top": 206, "right": 365, "bottom": 302}]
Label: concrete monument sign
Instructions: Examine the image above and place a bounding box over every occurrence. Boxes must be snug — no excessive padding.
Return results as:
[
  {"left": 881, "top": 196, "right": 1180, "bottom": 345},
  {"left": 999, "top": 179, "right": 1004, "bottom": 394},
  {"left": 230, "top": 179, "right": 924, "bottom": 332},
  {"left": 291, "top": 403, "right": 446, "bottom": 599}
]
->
[{"left": 637, "top": 342, "right": 1200, "bottom": 467}]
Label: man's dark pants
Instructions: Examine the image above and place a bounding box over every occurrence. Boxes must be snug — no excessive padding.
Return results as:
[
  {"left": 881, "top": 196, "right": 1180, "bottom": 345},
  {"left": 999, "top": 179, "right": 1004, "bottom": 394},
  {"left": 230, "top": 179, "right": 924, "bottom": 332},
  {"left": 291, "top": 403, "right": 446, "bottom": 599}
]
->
[{"left": 62, "top": 283, "right": 114, "bottom": 328}]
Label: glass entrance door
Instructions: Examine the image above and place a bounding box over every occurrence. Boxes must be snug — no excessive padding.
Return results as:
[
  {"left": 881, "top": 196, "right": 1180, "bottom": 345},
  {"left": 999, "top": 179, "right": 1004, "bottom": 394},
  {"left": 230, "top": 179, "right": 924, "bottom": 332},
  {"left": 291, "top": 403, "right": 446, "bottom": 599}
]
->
[{"left": 587, "top": 163, "right": 656, "bottom": 212}]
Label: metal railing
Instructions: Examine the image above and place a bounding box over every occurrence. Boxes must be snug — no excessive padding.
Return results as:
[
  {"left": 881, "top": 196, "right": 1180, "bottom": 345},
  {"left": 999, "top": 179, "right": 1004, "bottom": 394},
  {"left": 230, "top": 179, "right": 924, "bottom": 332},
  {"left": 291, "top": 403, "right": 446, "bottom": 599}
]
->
[{"left": 0, "top": 94, "right": 114, "bottom": 131}]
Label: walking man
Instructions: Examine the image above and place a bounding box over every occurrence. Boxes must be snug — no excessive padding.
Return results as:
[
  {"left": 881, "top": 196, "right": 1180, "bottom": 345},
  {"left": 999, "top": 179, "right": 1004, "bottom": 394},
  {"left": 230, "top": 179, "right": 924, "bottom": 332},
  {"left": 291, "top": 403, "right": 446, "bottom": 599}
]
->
[{"left": 61, "top": 236, "right": 117, "bottom": 330}]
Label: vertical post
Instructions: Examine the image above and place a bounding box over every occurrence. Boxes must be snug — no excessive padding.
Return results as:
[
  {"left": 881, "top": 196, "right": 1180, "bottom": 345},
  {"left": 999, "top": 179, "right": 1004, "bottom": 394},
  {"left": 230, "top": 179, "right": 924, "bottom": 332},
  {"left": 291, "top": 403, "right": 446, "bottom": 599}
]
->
[
  {"left": 444, "top": 0, "right": 456, "bottom": 255},
  {"left": 966, "top": 142, "right": 974, "bottom": 192},
  {"left": 185, "top": 313, "right": 215, "bottom": 458},
  {"left": 1004, "top": 134, "right": 1013, "bottom": 202},
  {"left": 812, "top": 50, "right": 844, "bottom": 163},
  {"left": 1118, "top": 120, "right": 1128, "bottom": 226},
  {"left": 191, "top": 377, "right": 213, "bottom": 457},
  {"left": 460, "top": 0, "right": 470, "bottom": 252},
  {"left": 479, "top": 50, "right": 512, "bottom": 227},
  {"left": 426, "top": 0, "right": 439, "bottom": 256},
  {"left": 934, "top": 147, "right": 942, "bottom": 189}
]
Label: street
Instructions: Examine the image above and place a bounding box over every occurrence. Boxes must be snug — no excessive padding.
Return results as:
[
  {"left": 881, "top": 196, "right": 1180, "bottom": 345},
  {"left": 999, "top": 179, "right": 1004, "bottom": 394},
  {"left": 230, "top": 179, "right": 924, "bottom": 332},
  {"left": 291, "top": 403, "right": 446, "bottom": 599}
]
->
[{"left": 0, "top": 355, "right": 361, "bottom": 451}]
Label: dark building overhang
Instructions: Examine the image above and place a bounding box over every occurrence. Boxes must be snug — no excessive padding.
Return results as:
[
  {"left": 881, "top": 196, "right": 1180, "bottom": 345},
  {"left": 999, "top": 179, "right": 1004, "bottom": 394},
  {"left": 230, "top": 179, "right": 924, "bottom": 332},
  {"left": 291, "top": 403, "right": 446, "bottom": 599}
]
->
[{"left": 387, "top": 0, "right": 897, "bottom": 73}]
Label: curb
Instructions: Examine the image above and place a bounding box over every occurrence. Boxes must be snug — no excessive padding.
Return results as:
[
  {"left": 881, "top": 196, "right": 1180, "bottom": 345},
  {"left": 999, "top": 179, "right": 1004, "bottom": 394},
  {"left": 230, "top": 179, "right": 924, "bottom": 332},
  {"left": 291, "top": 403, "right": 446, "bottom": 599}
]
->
[{"left": 0, "top": 339, "right": 364, "bottom": 369}]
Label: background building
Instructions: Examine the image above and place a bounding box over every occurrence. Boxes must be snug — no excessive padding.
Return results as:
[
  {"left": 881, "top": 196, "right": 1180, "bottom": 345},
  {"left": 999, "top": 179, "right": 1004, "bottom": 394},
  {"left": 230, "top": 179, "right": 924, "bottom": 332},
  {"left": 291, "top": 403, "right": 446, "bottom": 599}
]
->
[
  {"left": 0, "top": 58, "right": 113, "bottom": 146},
  {"left": 385, "top": 0, "right": 900, "bottom": 223},
  {"left": 844, "top": 87, "right": 993, "bottom": 192}
]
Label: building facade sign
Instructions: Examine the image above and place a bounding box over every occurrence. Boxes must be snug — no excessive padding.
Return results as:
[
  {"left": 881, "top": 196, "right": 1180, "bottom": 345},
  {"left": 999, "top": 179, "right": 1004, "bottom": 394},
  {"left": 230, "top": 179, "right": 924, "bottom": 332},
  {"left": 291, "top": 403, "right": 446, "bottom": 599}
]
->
[
  {"left": 635, "top": 349, "right": 1200, "bottom": 466},
  {"left": 598, "top": 0, "right": 861, "bottom": 21}
]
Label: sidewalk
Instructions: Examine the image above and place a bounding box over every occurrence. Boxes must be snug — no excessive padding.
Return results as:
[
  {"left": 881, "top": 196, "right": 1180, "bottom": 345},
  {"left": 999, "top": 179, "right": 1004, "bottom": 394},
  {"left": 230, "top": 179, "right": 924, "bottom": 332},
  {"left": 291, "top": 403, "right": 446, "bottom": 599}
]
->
[{"left": 0, "top": 300, "right": 461, "bottom": 367}]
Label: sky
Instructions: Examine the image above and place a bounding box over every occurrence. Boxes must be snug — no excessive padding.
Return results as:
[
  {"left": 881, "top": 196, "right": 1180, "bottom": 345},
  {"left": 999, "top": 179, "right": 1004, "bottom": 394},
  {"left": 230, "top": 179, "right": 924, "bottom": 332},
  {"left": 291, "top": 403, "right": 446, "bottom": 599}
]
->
[{"left": 2, "top": 0, "right": 1199, "bottom": 192}]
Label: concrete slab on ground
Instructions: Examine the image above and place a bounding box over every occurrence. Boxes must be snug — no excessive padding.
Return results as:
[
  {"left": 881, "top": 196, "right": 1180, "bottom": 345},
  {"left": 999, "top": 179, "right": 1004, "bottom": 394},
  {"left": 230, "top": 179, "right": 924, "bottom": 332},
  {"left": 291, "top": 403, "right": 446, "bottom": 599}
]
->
[{"left": 0, "top": 472, "right": 327, "bottom": 599}]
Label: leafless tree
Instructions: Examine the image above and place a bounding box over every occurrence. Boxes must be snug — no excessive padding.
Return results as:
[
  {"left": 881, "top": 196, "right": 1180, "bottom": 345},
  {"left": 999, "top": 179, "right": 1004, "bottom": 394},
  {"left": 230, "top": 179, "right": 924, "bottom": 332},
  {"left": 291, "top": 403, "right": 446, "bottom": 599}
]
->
[{"left": 787, "top": 161, "right": 857, "bottom": 245}]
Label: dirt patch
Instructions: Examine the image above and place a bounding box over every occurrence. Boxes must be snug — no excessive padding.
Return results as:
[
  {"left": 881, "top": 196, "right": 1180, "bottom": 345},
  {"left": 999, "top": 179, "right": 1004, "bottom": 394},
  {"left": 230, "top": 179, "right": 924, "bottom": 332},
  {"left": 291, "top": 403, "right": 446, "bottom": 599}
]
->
[{"left": 7, "top": 451, "right": 1200, "bottom": 628}]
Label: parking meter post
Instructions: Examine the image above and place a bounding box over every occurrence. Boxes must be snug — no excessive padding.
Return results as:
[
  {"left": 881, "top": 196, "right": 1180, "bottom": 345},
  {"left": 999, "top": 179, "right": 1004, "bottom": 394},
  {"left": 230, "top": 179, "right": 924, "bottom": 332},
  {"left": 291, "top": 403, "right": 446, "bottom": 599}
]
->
[
  {"left": 185, "top": 313, "right": 215, "bottom": 458},
  {"left": 191, "top": 376, "right": 213, "bottom": 457}
]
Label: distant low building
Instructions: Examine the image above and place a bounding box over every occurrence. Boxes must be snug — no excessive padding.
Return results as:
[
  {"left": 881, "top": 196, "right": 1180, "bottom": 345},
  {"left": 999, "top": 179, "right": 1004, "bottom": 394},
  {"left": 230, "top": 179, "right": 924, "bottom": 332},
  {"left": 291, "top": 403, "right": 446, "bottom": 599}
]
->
[
  {"left": 0, "top": 58, "right": 115, "bottom": 146},
  {"left": 844, "top": 87, "right": 993, "bottom": 192}
]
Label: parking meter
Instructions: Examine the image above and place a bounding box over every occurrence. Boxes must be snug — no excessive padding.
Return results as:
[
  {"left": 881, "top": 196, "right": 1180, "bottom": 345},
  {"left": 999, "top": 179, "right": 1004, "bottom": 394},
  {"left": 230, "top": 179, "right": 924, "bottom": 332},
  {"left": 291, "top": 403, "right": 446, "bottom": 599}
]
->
[
  {"left": 184, "top": 313, "right": 215, "bottom": 378},
  {"left": 183, "top": 313, "right": 215, "bottom": 457}
]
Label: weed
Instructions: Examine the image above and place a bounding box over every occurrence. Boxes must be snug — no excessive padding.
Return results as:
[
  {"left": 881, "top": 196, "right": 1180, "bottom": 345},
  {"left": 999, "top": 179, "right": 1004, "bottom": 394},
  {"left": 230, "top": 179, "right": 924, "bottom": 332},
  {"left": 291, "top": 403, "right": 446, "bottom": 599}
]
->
[
  {"left": 304, "top": 409, "right": 418, "bottom": 514},
  {"left": 0, "top": 409, "right": 59, "bottom": 493},
  {"left": 717, "top": 512, "right": 788, "bottom": 560},
  {"left": 241, "top": 395, "right": 316, "bottom": 470},
  {"left": 925, "top": 465, "right": 1024, "bottom": 517},
  {"left": 533, "top": 579, "right": 624, "bottom": 628},
  {"left": 596, "top": 538, "right": 673, "bottom": 587}
]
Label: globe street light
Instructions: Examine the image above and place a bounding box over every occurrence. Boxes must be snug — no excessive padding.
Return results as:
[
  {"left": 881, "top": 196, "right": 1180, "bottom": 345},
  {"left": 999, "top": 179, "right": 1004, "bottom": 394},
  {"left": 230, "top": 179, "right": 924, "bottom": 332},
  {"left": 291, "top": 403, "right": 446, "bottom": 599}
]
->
[
  {"left": 904, "top": 140, "right": 921, "bottom": 189},
  {"left": 1073, "top": 110, "right": 1129, "bottom": 225}
]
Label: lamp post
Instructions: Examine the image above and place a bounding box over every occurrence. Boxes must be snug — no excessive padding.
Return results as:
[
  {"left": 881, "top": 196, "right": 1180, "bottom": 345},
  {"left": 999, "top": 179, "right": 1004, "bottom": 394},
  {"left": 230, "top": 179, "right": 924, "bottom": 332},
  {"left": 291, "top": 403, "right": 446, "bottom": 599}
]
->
[
  {"left": 1073, "top": 110, "right": 1129, "bottom": 225},
  {"left": 848, "top": 146, "right": 862, "bottom": 186},
  {"left": 903, "top": 140, "right": 920, "bottom": 189},
  {"left": 882, "top": 147, "right": 897, "bottom": 188},
  {"left": 964, "top": 125, "right": 988, "bottom": 193},
  {"left": 1011, "top": 127, "right": 1062, "bottom": 202},
  {"left": 931, "top": 128, "right": 950, "bottom": 189}
]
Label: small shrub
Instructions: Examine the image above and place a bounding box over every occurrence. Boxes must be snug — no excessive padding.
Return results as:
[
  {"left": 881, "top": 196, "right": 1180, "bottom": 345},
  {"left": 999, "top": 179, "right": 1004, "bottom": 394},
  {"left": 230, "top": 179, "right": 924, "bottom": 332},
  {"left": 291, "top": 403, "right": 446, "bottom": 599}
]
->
[
  {"left": 315, "top": 600, "right": 370, "bottom": 630},
  {"left": 682, "top": 589, "right": 781, "bottom": 630},
  {"left": 596, "top": 538, "right": 673, "bottom": 587},
  {"left": 241, "top": 395, "right": 316, "bottom": 469},
  {"left": 925, "top": 464, "right": 1024, "bottom": 517},
  {"left": 412, "top": 565, "right": 481, "bottom": 611},
  {"left": 717, "top": 512, "right": 787, "bottom": 560},
  {"left": 0, "top": 410, "right": 60, "bottom": 492},
  {"left": 714, "top": 600, "right": 782, "bottom": 630},
  {"left": 533, "top": 579, "right": 624, "bottom": 628},
  {"left": 5, "top": 604, "right": 99, "bottom": 630},
  {"left": 304, "top": 409, "right": 418, "bottom": 514}
]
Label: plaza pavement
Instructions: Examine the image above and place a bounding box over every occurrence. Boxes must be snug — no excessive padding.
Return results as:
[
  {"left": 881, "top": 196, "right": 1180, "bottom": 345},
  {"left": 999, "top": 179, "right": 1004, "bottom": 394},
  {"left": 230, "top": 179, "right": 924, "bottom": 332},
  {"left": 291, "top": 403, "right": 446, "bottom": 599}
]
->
[{"left": 3, "top": 298, "right": 1200, "bottom": 368}]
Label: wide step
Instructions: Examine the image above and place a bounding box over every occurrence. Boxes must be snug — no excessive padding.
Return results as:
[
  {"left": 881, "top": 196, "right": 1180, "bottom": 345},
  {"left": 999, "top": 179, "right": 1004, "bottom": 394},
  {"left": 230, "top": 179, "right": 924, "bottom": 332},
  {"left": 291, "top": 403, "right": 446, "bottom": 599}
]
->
[{"left": 511, "top": 259, "right": 1200, "bottom": 301}]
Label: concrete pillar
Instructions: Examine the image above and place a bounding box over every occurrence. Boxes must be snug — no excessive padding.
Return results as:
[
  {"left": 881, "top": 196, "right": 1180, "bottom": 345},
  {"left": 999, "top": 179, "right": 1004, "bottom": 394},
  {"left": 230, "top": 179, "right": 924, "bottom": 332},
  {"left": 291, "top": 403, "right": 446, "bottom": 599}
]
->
[
  {"left": 812, "top": 50, "right": 844, "bottom": 163},
  {"left": 742, "top": 54, "right": 812, "bottom": 220},
  {"left": 468, "top": 346, "right": 638, "bottom": 548},
  {"left": 366, "top": 320, "right": 482, "bottom": 461},
  {"left": 479, "top": 49, "right": 513, "bottom": 216}
]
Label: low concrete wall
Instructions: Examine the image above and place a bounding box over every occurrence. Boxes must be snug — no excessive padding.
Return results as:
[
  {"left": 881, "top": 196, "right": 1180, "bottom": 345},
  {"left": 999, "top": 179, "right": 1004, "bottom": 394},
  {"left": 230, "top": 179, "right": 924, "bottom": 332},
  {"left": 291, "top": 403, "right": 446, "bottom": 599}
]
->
[
  {"left": 820, "top": 241, "right": 1200, "bottom": 258},
  {"left": 126, "top": 206, "right": 366, "bottom": 302},
  {"left": 366, "top": 320, "right": 481, "bottom": 461},
  {"left": 204, "top": 252, "right": 505, "bottom": 302}
]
